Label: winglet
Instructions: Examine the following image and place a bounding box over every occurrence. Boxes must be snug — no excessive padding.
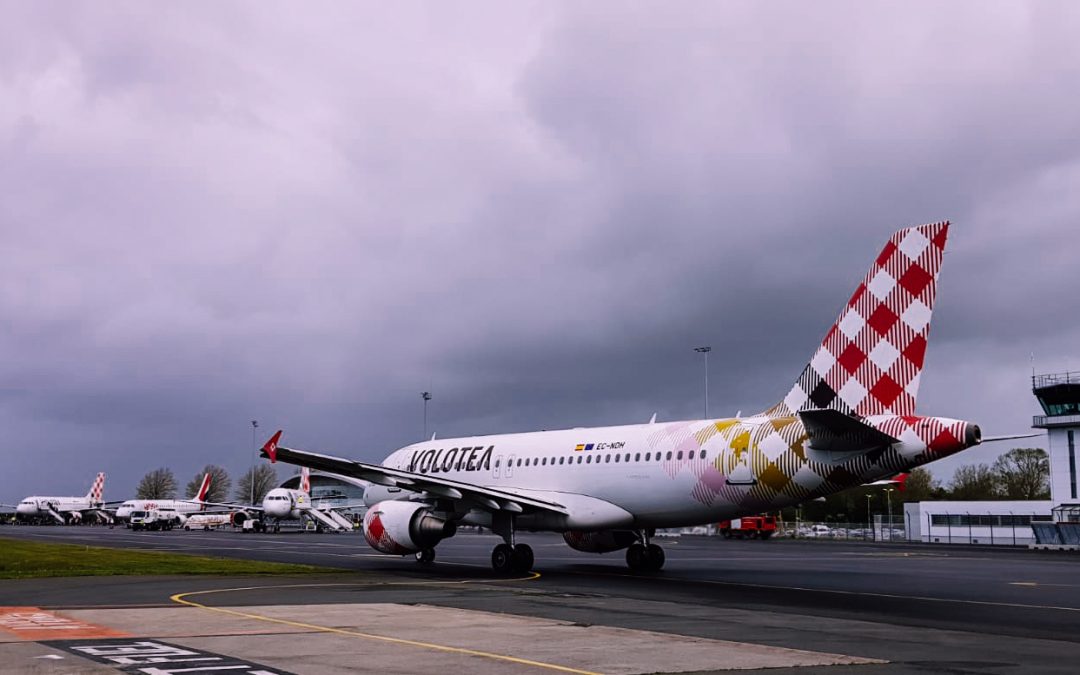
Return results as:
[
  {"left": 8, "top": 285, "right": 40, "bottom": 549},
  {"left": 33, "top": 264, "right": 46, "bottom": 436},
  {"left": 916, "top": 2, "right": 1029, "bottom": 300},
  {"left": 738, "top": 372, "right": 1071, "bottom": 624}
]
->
[
  {"left": 262, "top": 430, "right": 283, "bottom": 463},
  {"left": 895, "top": 473, "right": 909, "bottom": 492}
]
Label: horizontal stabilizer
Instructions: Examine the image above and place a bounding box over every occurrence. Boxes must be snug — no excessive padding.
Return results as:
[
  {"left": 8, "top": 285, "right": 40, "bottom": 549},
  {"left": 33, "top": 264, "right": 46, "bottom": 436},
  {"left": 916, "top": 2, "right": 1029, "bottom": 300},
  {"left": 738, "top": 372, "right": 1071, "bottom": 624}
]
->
[{"left": 799, "top": 409, "right": 899, "bottom": 454}]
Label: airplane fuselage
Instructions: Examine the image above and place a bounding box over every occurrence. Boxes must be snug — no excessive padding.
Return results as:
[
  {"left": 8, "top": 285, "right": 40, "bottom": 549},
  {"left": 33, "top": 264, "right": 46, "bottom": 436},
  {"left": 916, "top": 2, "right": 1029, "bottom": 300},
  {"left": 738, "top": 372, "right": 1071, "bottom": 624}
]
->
[
  {"left": 377, "top": 413, "right": 976, "bottom": 531},
  {"left": 16, "top": 496, "right": 98, "bottom": 520},
  {"left": 262, "top": 487, "right": 313, "bottom": 521},
  {"left": 115, "top": 499, "right": 209, "bottom": 521}
]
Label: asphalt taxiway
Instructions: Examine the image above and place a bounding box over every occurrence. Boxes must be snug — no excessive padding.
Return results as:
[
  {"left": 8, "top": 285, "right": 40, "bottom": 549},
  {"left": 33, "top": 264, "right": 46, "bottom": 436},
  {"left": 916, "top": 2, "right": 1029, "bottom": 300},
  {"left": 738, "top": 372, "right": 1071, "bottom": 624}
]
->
[{"left": 2, "top": 526, "right": 1080, "bottom": 674}]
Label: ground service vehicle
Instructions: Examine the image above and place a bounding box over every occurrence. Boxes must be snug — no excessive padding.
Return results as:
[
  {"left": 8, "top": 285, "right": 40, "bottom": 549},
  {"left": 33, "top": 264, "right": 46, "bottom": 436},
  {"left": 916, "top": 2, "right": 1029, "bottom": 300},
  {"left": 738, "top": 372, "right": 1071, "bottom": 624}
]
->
[
  {"left": 719, "top": 516, "right": 777, "bottom": 539},
  {"left": 130, "top": 508, "right": 184, "bottom": 531},
  {"left": 183, "top": 513, "right": 233, "bottom": 530}
]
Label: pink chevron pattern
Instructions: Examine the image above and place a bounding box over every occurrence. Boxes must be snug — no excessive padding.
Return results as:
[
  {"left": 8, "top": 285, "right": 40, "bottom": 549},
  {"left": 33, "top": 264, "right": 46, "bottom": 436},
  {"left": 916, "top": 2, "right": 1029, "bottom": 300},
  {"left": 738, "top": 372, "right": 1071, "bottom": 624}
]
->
[{"left": 773, "top": 221, "right": 949, "bottom": 419}]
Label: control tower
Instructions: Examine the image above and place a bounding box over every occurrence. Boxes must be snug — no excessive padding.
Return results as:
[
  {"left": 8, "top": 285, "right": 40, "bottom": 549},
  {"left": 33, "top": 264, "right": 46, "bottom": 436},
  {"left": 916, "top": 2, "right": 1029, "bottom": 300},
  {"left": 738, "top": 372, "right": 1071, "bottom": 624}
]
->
[{"left": 1033, "top": 371, "right": 1080, "bottom": 503}]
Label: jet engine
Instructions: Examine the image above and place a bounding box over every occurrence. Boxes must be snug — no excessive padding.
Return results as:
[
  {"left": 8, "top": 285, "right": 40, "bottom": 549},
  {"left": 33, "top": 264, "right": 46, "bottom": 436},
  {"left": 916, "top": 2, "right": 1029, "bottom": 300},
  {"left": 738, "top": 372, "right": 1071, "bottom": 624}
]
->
[
  {"left": 363, "top": 501, "right": 457, "bottom": 555},
  {"left": 563, "top": 530, "right": 638, "bottom": 553}
]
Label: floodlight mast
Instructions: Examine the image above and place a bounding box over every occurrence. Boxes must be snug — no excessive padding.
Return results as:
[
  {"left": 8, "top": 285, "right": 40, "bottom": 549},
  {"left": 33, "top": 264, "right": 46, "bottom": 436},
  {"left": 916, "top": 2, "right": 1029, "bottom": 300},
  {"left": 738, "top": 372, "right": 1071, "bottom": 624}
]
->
[{"left": 694, "top": 347, "right": 711, "bottom": 419}]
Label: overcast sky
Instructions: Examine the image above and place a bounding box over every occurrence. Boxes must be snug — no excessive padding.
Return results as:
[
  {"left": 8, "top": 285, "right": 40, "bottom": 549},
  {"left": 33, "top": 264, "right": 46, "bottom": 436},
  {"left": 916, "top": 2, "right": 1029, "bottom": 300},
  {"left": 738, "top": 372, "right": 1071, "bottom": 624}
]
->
[{"left": 3, "top": 2, "right": 1079, "bottom": 502}]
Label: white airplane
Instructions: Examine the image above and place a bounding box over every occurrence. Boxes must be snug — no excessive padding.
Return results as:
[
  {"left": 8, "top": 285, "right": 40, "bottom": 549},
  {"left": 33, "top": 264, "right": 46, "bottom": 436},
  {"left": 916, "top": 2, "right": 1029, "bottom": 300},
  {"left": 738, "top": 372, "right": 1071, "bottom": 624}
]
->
[
  {"left": 114, "top": 473, "right": 214, "bottom": 524},
  {"left": 260, "top": 222, "right": 1024, "bottom": 573},
  {"left": 14, "top": 473, "right": 112, "bottom": 524},
  {"left": 203, "top": 467, "right": 355, "bottom": 533}
]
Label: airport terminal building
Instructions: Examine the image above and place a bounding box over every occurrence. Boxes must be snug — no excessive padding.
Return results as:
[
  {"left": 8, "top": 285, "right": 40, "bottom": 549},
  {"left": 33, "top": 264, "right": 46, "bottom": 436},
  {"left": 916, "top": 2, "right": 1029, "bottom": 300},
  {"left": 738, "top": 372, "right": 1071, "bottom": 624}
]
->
[{"left": 904, "top": 370, "right": 1080, "bottom": 546}]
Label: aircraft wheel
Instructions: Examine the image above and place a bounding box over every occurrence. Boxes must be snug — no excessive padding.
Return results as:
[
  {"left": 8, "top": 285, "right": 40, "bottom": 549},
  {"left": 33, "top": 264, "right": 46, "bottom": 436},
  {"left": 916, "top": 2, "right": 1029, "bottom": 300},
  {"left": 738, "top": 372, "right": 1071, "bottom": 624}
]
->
[
  {"left": 491, "top": 543, "right": 514, "bottom": 573},
  {"left": 416, "top": 548, "right": 436, "bottom": 565},
  {"left": 626, "top": 543, "right": 646, "bottom": 571},
  {"left": 511, "top": 544, "right": 534, "bottom": 572},
  {"left": 273, "top": 524, "right": 281, "bottom": 534},
  {"left": 644, "top": 544, "right": 665, "bottom": 571}
]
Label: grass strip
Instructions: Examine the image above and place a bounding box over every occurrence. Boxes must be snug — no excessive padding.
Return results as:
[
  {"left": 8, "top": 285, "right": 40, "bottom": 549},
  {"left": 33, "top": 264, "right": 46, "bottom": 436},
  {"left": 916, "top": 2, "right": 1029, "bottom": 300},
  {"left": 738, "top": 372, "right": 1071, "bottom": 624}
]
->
[{"left": 0, "top": 536, "right": 337, "bottom": 578}]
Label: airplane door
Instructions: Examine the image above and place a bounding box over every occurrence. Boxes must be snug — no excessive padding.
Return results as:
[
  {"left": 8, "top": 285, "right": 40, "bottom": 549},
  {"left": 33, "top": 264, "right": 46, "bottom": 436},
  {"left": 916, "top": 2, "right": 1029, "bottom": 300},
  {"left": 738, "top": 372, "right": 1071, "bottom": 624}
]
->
[{"left": 726, "top": 427, "right": 757, "bottom": 486}]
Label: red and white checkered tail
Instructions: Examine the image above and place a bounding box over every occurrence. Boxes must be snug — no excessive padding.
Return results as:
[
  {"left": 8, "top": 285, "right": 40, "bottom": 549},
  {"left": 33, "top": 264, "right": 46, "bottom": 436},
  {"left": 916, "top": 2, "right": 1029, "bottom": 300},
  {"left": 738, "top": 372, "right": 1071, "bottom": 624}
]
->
[
  {"left": 770, "top": 221, "right": 950, "bottom": 419},
  {"left": 87, "top": 472, "right": 106, "bottom": 502},
  {"left": 301, "top": 467, "right": 311, "bottom": 494}
]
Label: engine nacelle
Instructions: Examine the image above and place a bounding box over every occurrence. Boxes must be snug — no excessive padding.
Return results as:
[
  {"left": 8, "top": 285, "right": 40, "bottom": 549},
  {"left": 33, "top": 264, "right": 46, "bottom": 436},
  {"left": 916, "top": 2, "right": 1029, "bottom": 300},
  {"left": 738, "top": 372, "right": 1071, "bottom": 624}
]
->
[
  {"left": 230, "top": 510, "right": 252, "bottom": 527},
  {"left": 363, "top": 501, "right": 457, "bottom": 555},
  {"left": 563, "top": 530, "right": 638, "bottom": 553}
]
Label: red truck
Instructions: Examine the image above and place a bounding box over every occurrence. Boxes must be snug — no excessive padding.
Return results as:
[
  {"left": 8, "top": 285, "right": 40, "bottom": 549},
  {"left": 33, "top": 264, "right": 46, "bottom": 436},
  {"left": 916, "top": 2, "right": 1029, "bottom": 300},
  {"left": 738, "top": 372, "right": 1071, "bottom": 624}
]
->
[{"left": 719, "top": 516, "right": 777, "bottom": 539}]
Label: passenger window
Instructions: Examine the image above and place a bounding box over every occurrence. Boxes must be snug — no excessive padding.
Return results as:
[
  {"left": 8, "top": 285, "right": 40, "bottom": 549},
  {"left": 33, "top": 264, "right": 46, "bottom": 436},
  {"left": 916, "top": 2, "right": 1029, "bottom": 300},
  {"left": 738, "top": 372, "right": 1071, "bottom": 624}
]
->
[
  {"left": 559, "top": 457, "right": 565, "bottom": 465},
  {"left": 577, "top": 456, "right": 583, "bottom": 464},
  {"left": 666, "top": 451, "right": 672, "bottom": 460},
  {"left": 586, "top": 456, "right": 592, "bottom": 464},
  {"left": 517, "top": 458, "right": 522, "bottom": 467},
  {"left": 645, "top": 452, "right": 651, "bottom": 461},
  {"left": 625, "top": 453, "right": 630, "bottom": 462},
  {"left": 700, "top": 449, "right": 707, "bottom": 459},
  {"left": 677, "top": 451, "right": 683, "bottom": 460},
  {"left": 605, "top": 455, "right": 611, "bottom": 463},
  {"left": 541, "top": 458, "right": 547, "bottom": 466},
  {"left": 635, "top": 453, "right": 640, "bottom": 461}
]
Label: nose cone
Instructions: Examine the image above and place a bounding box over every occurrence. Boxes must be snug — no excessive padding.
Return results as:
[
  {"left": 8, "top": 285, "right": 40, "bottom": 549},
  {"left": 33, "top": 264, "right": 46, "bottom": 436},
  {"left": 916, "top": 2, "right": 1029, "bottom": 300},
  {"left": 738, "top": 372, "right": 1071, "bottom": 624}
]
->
[{"left": 16, "top": 502, "right": 35, "bottom": 516}]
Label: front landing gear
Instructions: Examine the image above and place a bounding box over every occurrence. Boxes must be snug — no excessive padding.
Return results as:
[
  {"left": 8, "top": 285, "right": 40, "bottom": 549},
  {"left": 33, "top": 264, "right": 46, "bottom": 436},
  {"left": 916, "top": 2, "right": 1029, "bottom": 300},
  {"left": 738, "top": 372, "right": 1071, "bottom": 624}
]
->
[
  {"left": 626, "top": 530, "right": 665, "bottom": 572},
  {"left": 415, "top": 548, "right": 436, "bottom": 565}
]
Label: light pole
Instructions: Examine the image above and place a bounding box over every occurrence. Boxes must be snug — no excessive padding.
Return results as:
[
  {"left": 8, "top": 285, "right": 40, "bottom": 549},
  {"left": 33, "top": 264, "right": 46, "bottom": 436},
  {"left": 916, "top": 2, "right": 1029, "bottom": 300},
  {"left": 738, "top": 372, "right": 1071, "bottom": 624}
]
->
[
  {"left": 885, "top": 488, "right": 895, "bottom": 542},
  {"left": 421, "top": 392, "right": 432, "bottom": 440},
  {"left": 250, "top": 420, "right": 258, "bottom": 506},
  {"left": 866, "top": 494, "right": 873, "bottom": 541},
  {"left": 694, "top": 346, "right": 711, "bottom": 419}
]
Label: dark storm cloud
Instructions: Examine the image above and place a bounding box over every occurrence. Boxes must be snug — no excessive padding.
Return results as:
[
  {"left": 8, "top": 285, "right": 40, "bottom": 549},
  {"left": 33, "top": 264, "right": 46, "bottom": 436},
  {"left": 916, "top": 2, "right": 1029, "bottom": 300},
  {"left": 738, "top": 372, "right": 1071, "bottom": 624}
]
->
[{"left": 2, "top": 2, "right": 1079, "bottom": 499}]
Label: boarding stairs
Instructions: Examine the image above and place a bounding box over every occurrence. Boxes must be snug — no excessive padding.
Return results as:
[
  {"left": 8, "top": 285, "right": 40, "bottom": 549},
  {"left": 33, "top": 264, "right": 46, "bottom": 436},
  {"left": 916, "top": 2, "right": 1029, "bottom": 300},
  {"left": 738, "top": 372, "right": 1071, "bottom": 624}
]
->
[
  {"left": 44, "top": 503, "right": 65, "bottom": 524},
  {"left": 324, "top": 509, "right": 354, "bottom": 530},
  {"left": 305, "top": 507, "right": 349, "bottom": 532}
]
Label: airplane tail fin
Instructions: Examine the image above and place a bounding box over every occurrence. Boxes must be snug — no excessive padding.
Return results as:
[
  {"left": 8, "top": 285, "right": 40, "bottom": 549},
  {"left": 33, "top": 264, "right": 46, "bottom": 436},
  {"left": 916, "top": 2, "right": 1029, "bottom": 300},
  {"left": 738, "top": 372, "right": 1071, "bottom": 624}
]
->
[
  {"left": 195, "top": 473, "right": 212, "bottom": 502},
  {"left": 301, "top": 466, "right": 311, "bottom": 494},
  {"left": 770, "top": 221, "right": 950, "bottom": 419},
  {"left": 87, "top": 472, "right": 106, "bottom": 502}
]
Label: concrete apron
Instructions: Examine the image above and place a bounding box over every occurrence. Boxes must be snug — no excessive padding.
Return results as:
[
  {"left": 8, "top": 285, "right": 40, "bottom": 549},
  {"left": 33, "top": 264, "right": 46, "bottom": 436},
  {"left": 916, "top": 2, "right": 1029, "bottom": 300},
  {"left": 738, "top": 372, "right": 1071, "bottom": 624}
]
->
[{"left": 0, "top": 603, "right": 883, "bottom": 674}]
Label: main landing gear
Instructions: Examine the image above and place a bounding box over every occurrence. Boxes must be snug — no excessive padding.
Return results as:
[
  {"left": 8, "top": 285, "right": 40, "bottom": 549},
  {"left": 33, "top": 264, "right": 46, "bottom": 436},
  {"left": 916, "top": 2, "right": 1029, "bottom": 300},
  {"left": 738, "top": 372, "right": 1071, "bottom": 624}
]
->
[
  {"left": 489, "top": 512, "right": 534, "bottom": 574},
  {"left": 415, "top": 548, "right": 436, "bottom": 565},
  {"left": 626, "top": 531, "right": 665, "bottom": 572}
]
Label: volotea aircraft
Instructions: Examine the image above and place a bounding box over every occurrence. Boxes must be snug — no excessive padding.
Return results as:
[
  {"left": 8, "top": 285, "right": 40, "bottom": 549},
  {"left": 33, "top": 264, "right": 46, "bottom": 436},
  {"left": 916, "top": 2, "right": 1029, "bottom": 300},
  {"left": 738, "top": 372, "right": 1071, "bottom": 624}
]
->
[
  {"left": 14, "top": 473, "right": 112, "bottom": 524},
  {"left": 260, "top": 222, "right": 1012, "bottom": 573},
  {"left": 113, "top": 473, "right": 214, "bottom": 524}
]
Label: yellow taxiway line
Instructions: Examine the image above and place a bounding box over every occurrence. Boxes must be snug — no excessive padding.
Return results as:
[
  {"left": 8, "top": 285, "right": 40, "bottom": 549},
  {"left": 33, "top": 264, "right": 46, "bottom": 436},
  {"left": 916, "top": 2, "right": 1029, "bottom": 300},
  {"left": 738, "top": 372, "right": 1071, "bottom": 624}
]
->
[{"left": 170, "top": 573, "right": 603, "bottom": 675}]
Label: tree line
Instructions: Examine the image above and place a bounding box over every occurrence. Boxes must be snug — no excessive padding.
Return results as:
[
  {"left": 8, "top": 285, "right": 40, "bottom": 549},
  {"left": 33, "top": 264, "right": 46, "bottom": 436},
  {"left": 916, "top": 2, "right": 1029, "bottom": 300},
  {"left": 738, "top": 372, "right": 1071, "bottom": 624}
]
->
[
  {"left": 134, "top": 464, "right": 280, "bottom": 505},
  {"left": 782, "top": 448, "right": 1050, "bottom": 524}
]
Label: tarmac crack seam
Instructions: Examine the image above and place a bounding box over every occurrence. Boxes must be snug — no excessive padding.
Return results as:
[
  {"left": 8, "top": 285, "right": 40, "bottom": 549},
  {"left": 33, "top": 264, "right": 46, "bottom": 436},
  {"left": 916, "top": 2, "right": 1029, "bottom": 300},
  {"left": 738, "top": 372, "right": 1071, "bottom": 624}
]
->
[{"left": 170, "top": 573, "right": 603, "bottom": 675}]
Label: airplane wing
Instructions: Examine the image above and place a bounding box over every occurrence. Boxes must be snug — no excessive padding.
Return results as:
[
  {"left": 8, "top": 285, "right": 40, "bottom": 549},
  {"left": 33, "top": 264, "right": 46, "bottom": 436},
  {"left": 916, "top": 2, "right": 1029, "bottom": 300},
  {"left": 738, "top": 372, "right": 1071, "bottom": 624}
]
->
[
  {"left": 260, "top": 431, "right": 568, "bottom": 516},
  {"left": 863, "top": 473, "right": 909, "bottom": 490},
  {"left": 187, "top": 500, "right": 263, "bottom": 513}
]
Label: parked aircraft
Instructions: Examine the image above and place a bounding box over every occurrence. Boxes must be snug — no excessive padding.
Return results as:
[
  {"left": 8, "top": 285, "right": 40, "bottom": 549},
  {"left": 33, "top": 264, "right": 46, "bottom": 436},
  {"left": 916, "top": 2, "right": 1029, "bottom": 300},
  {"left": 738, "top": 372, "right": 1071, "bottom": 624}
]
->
[
  {"left": 204, "top": 467, "right": 355, "bottom": 532},
  {"left": 14, "top": 473, "right": 112, "bottom": 524},
  {"left": 113, "top": 473, "right": 214, "bottom": 524},
  {"left": 259, "top": 222, "right": 1019, "bottom": 573}
]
